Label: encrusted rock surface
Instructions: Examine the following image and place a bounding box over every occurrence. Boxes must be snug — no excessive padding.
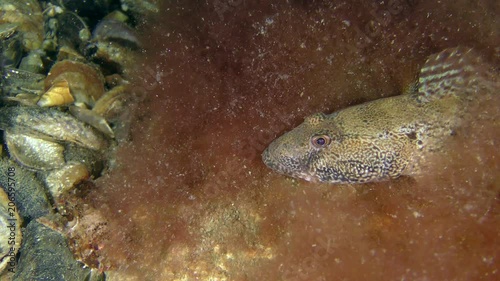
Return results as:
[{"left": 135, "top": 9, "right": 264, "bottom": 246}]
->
[
  {"left": 13, "top": 220, "right": 90, "bottom": 281},
  {"left": 88, "top": 0, "right": 499, "bottom": 280}
]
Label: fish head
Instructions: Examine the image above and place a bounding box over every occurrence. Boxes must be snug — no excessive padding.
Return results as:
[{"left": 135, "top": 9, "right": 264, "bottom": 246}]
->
[
  {"left": 262, "top": 112, "right": 343, "bottom": 182},
  {"left": 262, "top": 110, "right": 412, "bottom": 183}
]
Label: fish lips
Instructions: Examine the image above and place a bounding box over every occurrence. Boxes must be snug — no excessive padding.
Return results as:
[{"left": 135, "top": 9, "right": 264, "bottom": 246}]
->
[{"left": 261, "top": 146, "right": 317, "bottom": 182}]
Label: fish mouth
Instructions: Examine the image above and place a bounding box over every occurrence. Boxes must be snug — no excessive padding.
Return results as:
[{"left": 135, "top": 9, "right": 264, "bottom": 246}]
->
[
  {"left": 291, "top": 171, "right": 318, "bottom": 182},
  {"left": 262, "top": 147, "right": 318, "bottom": 182}
]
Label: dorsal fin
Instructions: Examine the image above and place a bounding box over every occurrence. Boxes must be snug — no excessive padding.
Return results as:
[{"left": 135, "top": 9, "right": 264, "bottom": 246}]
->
[{"left": 416, "top": 47, "right": 491, "bottom": 103}]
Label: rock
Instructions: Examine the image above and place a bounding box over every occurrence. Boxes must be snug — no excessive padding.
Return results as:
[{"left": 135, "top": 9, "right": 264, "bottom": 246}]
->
[
  {"left": 0, "top": 159, "right": 51, "bottom": 222},
  {"left": 12, "top": 220, "right": 90, "bottom": 281}
]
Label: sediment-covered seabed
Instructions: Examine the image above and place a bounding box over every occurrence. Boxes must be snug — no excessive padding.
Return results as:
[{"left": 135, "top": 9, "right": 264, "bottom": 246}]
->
[{"left": 1, "top": 0, "right": 498, "bottom": 280}]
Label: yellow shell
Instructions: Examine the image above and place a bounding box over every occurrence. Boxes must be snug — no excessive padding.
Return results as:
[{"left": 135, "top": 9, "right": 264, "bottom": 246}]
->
[
  {"left": 37, "top": 80, "right": 75, "bottom": 107},
  {"left": 45, "top": 60, "right": 105, "bottom": 107}
]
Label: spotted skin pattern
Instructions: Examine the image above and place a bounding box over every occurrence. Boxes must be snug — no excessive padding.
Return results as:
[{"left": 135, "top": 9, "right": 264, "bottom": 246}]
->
[{"left": 262, "top": 47, "right": 493, "bottom": 183}]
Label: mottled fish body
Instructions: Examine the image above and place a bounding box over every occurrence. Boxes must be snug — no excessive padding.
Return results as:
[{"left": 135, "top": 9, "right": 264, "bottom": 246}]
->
[{"left": 262, "top": 47, "right": 495, "bottom": 183}]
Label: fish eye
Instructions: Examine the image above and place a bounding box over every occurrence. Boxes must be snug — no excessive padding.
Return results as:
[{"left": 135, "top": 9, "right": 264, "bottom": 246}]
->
[{"left": 311, "top": 135, "right": 331, "bottom": 148}]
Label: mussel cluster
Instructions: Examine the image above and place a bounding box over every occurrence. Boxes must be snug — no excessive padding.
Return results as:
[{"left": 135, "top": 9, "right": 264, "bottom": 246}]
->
[{"left": 0, "top": 0, "right": 157, "bottom": 279}]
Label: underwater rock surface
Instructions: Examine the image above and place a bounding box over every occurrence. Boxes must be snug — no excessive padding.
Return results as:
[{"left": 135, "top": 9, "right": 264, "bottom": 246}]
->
[
  {"left": 91, "top": 0, "right": 499, "bottom": 280},
  {"left": 0, "top": 159, "right": 51, "bottom": 222},
  {"left": 13, "top": 220, "right": 90, "bottom": 281}
]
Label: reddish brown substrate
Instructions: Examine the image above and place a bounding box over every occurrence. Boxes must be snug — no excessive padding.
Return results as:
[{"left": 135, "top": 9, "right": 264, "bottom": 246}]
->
[{"left": 89, "top": 1, "right": 499, "bottom": 279}]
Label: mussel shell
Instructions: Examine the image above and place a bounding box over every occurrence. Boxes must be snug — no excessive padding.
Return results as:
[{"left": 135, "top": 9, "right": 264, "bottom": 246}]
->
[
  {"left": 93, "top": 19, "right": 141, "bottom": 50},
  {"left": 92, "top": 84, "right": 130, "bottom": 120},
  {"left": 1, "top": 67, "right": 45, "bottom": 97},
  {"left": 1, "top": 32, "right": 23, "bottom": 68},
  {"left": 120, "top": 0, "right": 160, "bottom": 18},
  {"left": 85, "top": 17, "right": 141, "bottom": 75},
  {"left": 56, "top": 45, "right": 86, "bottom": 62},
  {"left": 45, "top": 60, "right": 105, "bottom": 107},
  {"left": 0, "top": 23, "right": 18, "bottom": 40},
  {"left": 69, "top": 106, "right": 114, "bottom": 138},
  {"left": 0, "top": 0, "right": 43, "bottom": 51},
  {"left": 37, "top": 80, "right": 75, "bottom": 107},
  {"left": 19, "top": 51, "right": 45, "bottom": 74},
  {"left": 5, "top": 131, "right": 66, "bottom": 171},
  {"left": 0, "top": 106, "right": 108, "bottom": 151},
  {"left": 86, "top": 41, "right": 138, "bottom": 75}
]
